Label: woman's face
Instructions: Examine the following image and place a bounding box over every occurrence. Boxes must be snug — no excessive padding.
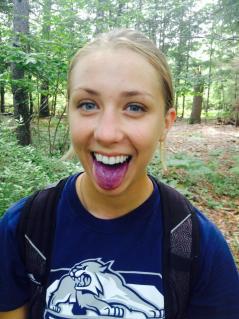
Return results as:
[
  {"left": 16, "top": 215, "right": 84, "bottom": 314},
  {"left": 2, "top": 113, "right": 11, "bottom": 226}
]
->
[{"left": 68, "top": 48, "right": 175, "bottom": 196}]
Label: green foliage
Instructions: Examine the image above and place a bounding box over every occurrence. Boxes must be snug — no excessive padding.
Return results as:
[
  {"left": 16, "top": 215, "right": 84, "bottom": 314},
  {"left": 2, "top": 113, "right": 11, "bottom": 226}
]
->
[
  {"left": 206, "top": 171, "right": 239, "bottom": 198},
  {"left": 31, "top": 116, "right": 70, "bottom": 155},
  {"left": 1, "top": 0, "right": 238, "bottom": 121},
  {"left": 0, "top": 0, "right": 12, "bottom": 14},
  {"left": 0, "top": 121, "right": 80, "bottom": 216},
  {"left": 148, "top": 150, "right": 239, "bottom": 204}
]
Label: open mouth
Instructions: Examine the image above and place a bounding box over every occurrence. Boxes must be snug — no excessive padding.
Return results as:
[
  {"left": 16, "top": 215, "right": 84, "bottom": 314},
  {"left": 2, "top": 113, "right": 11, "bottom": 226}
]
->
[
  {"left": 91, "top": 152, "right": 132, "bottom": 166},
  {"left": 91, "top": 152, "right": 132, "bottom": 190},
  {"left": 74, "top": 273, "right": 92, "bottom": 289}
]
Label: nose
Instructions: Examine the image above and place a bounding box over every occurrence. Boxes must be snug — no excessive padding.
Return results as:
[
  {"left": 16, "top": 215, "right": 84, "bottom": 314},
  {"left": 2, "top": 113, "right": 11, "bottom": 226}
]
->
[{"left": 94, "top": 109, "right": 124, "bottom": 145}]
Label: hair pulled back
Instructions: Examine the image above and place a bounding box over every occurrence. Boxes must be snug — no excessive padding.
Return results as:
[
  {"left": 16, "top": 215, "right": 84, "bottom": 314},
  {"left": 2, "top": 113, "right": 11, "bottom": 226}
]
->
[{"left": 68, "top": 29, "right": 174, "bottom": 112}]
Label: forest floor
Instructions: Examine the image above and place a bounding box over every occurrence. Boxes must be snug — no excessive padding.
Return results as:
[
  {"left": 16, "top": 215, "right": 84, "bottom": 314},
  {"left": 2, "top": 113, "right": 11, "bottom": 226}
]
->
[{"left": 165, "top": 120, "right": 239, "bottom": 262}]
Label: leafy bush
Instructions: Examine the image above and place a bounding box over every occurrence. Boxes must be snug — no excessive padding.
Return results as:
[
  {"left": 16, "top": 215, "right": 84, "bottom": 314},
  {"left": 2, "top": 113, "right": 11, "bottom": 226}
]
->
[{"left": 0, "top": 121, "right": 80, "bottom": 216}]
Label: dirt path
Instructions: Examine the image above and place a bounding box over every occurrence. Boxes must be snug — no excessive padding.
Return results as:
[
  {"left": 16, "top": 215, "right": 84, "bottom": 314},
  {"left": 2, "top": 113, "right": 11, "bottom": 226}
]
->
[{"left": 167, "top": 120, "right": 239, "bottom": 156}]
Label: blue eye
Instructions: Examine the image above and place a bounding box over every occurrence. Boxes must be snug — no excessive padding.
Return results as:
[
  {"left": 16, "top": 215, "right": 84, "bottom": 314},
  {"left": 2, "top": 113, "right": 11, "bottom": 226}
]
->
[
  {"left": 126, "top": 103, "right": 145, "bottom": 113},
  {"left": 78, "top": 101, "right": 97, "bottom": 111}
]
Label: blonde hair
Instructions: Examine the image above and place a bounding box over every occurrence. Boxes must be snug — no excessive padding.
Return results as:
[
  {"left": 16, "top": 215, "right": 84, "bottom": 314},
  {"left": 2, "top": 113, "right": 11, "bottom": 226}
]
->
[
  {"left": 65, "top": 29, "right": 174, "bottom": 169},
  {"left": 67, "top": 29, "right": 174, "bottom": 112}
]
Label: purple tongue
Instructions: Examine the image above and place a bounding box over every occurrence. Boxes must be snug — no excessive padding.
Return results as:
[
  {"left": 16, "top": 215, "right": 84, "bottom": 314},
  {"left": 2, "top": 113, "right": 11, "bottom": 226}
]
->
[{"left": 93, "top": 159, "right": 129, "bottom": 190}]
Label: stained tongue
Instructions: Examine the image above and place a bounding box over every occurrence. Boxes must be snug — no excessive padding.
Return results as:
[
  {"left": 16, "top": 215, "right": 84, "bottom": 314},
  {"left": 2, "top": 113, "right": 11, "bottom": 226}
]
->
[{"left": 93, "top": 159, "right": 129, "bottom": 190}]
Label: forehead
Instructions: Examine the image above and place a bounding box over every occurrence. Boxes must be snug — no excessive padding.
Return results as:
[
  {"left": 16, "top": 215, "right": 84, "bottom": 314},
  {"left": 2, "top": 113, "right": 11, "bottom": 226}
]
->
[{"left": 69, "top": 48, "right": 162, "bottom": 95}]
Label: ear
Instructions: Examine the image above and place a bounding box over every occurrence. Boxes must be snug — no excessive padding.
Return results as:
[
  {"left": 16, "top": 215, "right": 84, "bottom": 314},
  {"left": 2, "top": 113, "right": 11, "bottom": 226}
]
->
[
  {"left": 100, "top": 260, "right": 114, "bottom": 272},
  {"left": 165, "top": 108, "right": 176, "bottom": 129},
  {"left": 160, "top": 108, "right": 176, "bottom": 142}
]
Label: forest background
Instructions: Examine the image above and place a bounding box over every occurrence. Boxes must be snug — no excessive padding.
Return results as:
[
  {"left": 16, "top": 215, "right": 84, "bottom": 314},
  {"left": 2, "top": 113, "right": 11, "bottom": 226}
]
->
[{"left": 0, "top": 0, "right": 238, "bottom": 263}]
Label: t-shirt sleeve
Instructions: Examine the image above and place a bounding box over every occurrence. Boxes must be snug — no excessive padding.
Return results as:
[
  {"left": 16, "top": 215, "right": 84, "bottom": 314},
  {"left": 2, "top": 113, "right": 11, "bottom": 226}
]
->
[
  {"left": 187, "top": 210, "right": 239, "bottom": 319},
  {"left": 0, "top": 198, "right": 30, "bottom": 311}
]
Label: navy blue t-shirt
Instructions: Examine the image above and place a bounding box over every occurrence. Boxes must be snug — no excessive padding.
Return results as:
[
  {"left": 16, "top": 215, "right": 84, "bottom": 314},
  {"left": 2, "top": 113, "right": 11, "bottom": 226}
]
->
[{"left": 0, "top": 174, "right": 238, "bottom": 319}]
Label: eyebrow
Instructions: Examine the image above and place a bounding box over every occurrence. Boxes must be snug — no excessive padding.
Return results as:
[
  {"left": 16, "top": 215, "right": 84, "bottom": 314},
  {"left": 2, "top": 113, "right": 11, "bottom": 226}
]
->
[{"left": 72, "top": 87, "right": 154, "bottom": 99}]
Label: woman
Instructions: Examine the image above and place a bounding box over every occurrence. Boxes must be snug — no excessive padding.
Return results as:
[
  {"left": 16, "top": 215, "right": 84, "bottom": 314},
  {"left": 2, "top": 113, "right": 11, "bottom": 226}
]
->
[{"left": 0, "top": 29, "right": 238, "bottom": 319}]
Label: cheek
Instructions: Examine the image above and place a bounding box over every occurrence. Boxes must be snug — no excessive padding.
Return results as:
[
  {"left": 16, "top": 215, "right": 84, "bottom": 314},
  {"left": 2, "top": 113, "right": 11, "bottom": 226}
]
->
[
  {"left": 129, "top": 125, "right": 160, "bottom": 162},
  {"left": 131, "top": 117, "right": 164, "bottom": 148},
  {"left": 69, "top": 116, "right": 89, "bottom": 147}
]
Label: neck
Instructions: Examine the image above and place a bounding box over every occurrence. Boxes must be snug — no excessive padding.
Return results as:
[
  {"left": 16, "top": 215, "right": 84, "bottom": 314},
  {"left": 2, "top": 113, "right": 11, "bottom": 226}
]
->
[{"left": 76, "top": 173, "right": 153, "bottom": 219}]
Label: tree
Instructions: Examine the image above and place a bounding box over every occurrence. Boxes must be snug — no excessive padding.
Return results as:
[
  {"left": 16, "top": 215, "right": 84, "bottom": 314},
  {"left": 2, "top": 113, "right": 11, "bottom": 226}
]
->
[
  {"left": 0, "top": 33, "right": 5, "bottom": 113},
  {"left": 0, "top": 83, "right": 5, "bottom": 113},
  {"left": 0, "top": 0, "right": 237, "bottom": 141},
  {"left": 11, "top": 0, "right": 31, "bottom": 145},
  {"left": 189, "top": 67, "right": 204, "bottom": 124},
  {"left": 39, "top": 0, "right": 52, "bottom": 117},
  {"left": 231, "top": 57, "right": 239, "bottom": 126},
  {"left": 0, "top": 6, "right": 10, "bottom": 114}
]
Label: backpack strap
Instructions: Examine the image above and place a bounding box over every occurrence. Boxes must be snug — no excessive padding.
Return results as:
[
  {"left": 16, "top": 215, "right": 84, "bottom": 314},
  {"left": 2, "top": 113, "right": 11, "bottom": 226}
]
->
[
  {"left": 156, "top": 179, "right": 200, "bottom": 319},
  {"left": 17, "top": 177, "right": 68, "bottom": 319}
]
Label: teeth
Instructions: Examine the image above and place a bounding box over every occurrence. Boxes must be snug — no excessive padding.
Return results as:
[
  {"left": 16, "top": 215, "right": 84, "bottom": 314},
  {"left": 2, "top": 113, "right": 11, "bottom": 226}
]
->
[{"left": 94, "top": 153, "right": 129, "bottom": 165}]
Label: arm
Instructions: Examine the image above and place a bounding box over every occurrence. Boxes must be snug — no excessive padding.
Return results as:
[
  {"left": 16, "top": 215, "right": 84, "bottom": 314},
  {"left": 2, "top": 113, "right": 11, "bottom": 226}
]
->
[
  {"left": 187, "top": 211, "right": 239, "bottom": 319},
  {"left": 0, "top": 200, "right": 30, "bottom": 314},
  {"left": 0, "top": 304, "right": 28, "bottom": 319}
]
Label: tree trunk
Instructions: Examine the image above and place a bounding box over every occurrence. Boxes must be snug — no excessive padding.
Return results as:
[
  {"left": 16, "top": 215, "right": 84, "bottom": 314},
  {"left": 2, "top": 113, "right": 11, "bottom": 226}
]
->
[
  {"left": 39, "top": 0, "right": 51, "bottom": 117},
  {"left": 175, "top": 93, "right": 179, "bottom": 114},
  {"left": 12, "top": 0, "right": 31, "bottom": 145},
  {"left": 235, "top": 73, "right": 239, "bottom": 127},
  {"left": 235, "top": 100, "right": 239, "bottom": 127},
  {"left": 190, "top": 95, "right": 203, "bottom": 124},
  {"left": 182, "top": 30, "right": 191, "bottom": 120},
  {"left": 0, "top": 29, "right": 5, "bottom": 114},
  {"left": 29, "top": 92, "right": 34, "bottom": 115},
  {"left": 235, "top": 73, "right": 238, "bottom": 101},
  {"left": 0, "top": 84, "right": 5, "bottom": 113},
  {"left": 205, "top": 38, "right": 214, "bottom": 117},
  {"left": 189, "top": 68, "right": 204, "bottom": 124},
  {"left": 39, "top": 81, "right": 49, "bottom": 117},
  {"left": 28, "top": 75, "right": 33, "bottom": 115},
  {"left": 181, "top": 94, "right": 185, "bottom": 118}
]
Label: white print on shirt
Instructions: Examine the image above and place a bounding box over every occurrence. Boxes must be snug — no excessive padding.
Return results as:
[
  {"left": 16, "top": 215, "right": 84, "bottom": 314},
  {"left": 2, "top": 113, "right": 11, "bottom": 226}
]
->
[{"left": 44, "top": 258, "right": 164, "bottom": 319}]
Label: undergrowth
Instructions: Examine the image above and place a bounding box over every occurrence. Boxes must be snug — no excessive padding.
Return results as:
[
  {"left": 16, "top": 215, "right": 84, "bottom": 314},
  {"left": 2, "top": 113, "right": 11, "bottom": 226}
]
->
[
  {"left": 149, "top": 151, "right": 239, "bottom": 207},
  {"left": 0, "top": 120, "right": 80, "bottom": 216}
]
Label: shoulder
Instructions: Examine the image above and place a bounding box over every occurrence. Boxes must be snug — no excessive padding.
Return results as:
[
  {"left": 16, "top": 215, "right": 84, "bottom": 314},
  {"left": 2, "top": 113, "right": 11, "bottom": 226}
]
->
[
  {"left": 0, "top": 174, "right": 77, "bottom": 230},
  {"left": 0, "top": 197, "right": 29, "bottom": 235},
  {"left": 0, "top": 198, "right": 31, "bottom": 311},
  {"left": 155, "top": 178, "right": 235, "bottom": 262},
  {"left": 191, "top": 207, "right": 238, "bottom": 277},
  {"left": 194, "top": 208, "right": 235, "bottom": 263},
  {"left": 195, "top": 207, "right": 238, "bottom": 280},
  {"left": 186, "top": 208, "right": 239, "bottom": 318}
]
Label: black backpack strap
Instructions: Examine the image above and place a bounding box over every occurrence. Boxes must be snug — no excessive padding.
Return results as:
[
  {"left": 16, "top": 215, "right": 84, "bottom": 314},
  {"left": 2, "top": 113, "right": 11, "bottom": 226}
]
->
[
  {"left": 17, "top": 177, "right": 68, "bottom": 319},
  {"left": 156, "top": 179, "right": 200, "bottom": 319}
]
